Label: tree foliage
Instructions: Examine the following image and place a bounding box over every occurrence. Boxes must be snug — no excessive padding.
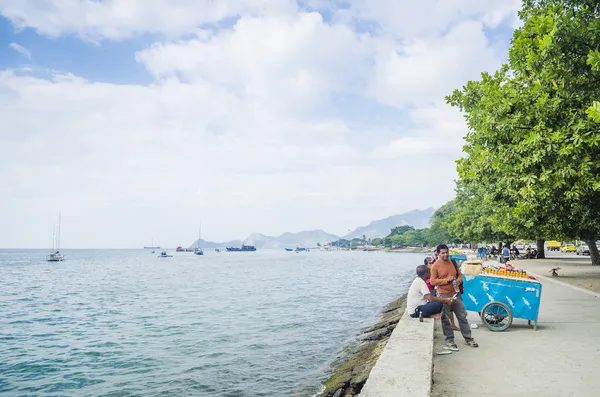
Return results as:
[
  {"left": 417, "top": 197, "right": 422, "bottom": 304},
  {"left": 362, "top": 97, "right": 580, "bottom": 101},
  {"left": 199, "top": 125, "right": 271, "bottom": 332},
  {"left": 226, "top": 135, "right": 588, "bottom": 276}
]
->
[
  {"left": 446, "top": 0, "right": 600, "bottom": 264},
  {"left": 389, "top": 225, "right": 415, "bottom": 236}
]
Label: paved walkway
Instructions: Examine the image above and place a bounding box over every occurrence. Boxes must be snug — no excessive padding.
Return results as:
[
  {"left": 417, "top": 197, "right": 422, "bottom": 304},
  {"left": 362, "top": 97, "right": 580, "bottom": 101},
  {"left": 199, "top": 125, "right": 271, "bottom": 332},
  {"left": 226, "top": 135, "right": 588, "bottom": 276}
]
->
[
  {"left": 431, "top": 270, "right": 600, "bottom": 397},
  {"left": 516, "top": 255, "right": 600, "bottom": 294}
]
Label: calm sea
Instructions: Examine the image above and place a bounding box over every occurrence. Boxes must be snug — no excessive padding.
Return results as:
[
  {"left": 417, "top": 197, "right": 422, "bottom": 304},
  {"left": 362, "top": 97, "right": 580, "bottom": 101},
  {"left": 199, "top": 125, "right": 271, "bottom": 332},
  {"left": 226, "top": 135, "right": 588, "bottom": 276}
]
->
[{"left": 0, "top": 249, "right": 421, "bottom": 396}]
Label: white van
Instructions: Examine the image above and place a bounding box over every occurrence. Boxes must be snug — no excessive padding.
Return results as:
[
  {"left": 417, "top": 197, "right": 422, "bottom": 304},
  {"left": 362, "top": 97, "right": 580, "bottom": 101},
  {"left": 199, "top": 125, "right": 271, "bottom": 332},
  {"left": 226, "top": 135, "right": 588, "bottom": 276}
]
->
[{"left": 577, "top": 243, "right": 590, "bottom": 255}]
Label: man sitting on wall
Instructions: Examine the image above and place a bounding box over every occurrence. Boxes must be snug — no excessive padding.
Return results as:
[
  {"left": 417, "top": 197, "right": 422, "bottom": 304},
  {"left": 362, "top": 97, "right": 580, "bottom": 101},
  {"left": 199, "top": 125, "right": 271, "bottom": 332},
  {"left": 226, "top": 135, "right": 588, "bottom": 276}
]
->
[{"left": 407, "top": 265, "right": 454, "bottom": 319}]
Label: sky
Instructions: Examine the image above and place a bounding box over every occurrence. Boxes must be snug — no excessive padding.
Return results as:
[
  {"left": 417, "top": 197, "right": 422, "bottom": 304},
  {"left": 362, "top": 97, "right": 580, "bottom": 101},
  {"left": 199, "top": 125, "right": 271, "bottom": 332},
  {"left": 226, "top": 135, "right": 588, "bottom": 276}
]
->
[{"left": 0, "top": 0, "right": 522, "bottom": 248}]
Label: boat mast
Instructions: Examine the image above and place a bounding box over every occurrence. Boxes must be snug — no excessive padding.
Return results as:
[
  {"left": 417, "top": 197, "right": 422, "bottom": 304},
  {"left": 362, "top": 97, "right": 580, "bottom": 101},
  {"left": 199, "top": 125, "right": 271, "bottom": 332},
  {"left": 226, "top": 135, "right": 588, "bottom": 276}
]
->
[
  {"left": 57, "top": 212, "right": 61, "bottom": 251},
  {"left": 198, "top": 223, "right": 202, "bottom": 248},
  {"left": 52, "top": 223, "right": 56, "bottom": 251}
]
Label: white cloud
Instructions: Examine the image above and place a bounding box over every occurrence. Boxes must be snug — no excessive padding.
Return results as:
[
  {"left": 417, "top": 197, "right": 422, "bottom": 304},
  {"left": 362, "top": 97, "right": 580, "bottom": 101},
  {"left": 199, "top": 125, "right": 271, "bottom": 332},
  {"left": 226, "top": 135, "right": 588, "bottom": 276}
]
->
[
  {"left": 9, "top": 42, "right": 32, "bottom": 59},
  {"left": 348, "top": 0, "right": 522, "bottom": 38},
  {"left": 368, "top": 21, "right": 503, "bottom": 108},
  {"left": 0, "top": 0, "right": 298, "bottom": 40},
  {"left": 135, "top": 12, "right": 375, "bottom": 119},
  {"left": 0, "top": 1, "right": 523, "bottom": 248}
]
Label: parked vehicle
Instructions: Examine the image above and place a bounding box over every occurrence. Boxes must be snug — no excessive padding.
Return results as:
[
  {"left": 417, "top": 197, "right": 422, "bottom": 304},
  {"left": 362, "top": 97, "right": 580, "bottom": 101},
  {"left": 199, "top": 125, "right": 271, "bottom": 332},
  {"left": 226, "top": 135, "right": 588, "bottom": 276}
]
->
[
  {"left": 547, "top": 240, "right": 561, "bottom": 251},
  {"left": 577, "top": 243, "right": 590, "bottom": 255},
  {"left": 560, "top": 244, "right": 576, "bottom": 253}
]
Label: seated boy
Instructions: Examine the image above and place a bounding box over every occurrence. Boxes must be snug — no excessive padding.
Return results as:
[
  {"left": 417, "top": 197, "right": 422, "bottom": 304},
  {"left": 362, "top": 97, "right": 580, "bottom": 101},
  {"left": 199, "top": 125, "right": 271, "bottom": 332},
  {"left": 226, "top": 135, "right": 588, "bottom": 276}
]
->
[{"left": 407, "top": 265, "right": 454, "bottom": 318}]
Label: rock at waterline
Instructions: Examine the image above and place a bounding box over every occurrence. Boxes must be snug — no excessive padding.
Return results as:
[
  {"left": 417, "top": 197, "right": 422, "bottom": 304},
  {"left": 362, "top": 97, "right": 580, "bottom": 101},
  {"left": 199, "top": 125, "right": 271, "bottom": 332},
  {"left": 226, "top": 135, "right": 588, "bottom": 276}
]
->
[{"left": 316, "top": 295, "right": 407, "bottom": 397}]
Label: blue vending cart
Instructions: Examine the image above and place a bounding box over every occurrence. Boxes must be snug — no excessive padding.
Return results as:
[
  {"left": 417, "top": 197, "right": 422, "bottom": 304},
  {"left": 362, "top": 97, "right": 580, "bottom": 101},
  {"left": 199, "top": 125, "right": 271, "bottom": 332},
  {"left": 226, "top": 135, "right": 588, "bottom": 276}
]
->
[{"left": 462, "top": 274, "right": 543, "bottom": 331}]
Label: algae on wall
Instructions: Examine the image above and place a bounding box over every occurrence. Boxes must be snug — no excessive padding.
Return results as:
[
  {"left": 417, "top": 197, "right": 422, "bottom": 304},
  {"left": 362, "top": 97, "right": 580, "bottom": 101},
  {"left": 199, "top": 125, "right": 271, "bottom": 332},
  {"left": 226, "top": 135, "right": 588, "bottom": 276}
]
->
[{"left": 317, "top": 296, "right": 406, "bottom": 397}]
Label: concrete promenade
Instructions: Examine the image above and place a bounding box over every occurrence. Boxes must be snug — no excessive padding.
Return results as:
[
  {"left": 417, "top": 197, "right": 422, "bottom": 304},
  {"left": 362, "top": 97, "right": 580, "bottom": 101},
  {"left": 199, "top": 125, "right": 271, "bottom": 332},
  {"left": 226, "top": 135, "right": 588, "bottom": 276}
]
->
[{"left": 431, "top": 265, "right": 600, "bottom": 397}]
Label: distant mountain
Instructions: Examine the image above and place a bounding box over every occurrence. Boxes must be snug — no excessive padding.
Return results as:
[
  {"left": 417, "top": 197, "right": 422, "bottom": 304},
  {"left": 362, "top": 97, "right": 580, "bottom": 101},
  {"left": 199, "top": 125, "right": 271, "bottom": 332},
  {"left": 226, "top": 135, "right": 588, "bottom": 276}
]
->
[
  {"left": 188, "top": 230, "right": 338, "bottom": 249},
  {"left": 343, "top": 208, "right": 435, "bottom": 239},
  {"left": 187, "top": 208, "right": 434, "bottom": 248},
  {"left": 188, "top": 238, "right": 243, "bottom": 249},
  {"left": 260, "top": 230, "right": 340, "bottom": 249},
  {"left": 243, "top": 233, "right": 275, "bottom": 247}
]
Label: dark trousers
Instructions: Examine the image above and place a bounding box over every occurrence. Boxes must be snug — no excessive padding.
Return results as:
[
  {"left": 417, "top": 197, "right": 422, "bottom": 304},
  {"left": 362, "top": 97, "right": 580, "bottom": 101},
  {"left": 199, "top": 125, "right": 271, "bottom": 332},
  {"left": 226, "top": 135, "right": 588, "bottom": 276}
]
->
[
  {"left": 410, "top": 301, "right": 443, "bottom": 318},
  {"left": 438, "top": 293, "right": 472, "bottom": 341}
]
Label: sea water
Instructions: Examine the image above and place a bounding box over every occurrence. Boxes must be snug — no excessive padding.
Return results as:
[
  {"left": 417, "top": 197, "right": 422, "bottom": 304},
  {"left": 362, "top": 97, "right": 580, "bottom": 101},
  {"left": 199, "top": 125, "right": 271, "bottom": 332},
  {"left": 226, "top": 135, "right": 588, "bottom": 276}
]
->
[{"left": 0, "top": 249, "right": 421, "bottom": 396}]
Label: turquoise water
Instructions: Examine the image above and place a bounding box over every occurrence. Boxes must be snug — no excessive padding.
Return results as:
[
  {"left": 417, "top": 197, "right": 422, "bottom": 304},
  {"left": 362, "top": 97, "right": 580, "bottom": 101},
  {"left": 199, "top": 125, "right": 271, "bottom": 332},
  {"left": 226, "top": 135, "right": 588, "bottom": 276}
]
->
[{"left": 0, "top": 249, "right": 420, "bottom": 396}]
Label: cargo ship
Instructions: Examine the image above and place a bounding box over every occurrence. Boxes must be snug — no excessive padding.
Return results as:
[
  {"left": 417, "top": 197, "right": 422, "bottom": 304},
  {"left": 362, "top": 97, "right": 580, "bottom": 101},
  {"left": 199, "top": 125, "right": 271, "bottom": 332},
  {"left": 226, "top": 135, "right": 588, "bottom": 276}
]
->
[{"left": 226, "top": 245, "right": 257, "bottom": 252}]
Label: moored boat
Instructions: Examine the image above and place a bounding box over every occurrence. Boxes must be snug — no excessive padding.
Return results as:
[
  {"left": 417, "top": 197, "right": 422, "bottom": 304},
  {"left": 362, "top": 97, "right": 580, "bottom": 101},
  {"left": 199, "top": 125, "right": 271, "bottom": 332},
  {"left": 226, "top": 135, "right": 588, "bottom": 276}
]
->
[
  {"left": 46, "top": 251, "right": 65, "bottom": 262},
  {"left": 47, "top": 213, "right": 65, "bottom": 262},
  {"left": 194, "top": 224, "right": 204, "bottom": 256},
  {"left": 226, "top": 245, "right": 257, "bottom": 252},
  {"left": 144, "top": 238, "right": 160, "bottom": 249}
]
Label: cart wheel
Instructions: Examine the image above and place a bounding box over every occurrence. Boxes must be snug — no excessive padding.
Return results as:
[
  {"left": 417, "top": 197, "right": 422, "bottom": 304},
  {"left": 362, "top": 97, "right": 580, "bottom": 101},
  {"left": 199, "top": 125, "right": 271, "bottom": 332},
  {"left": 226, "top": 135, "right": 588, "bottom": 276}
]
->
[{"left": 480, "top": 302, "right": 513, "bottom": 332}]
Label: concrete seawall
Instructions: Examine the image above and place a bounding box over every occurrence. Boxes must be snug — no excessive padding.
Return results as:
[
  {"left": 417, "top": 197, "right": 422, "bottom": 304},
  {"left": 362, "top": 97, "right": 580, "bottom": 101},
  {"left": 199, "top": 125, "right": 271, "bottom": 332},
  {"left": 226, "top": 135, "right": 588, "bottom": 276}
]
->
[
  {"left": 316, "top": 297, "right": 408, "bottom": 397},
  {"left": 359, "top": 314, "right": 435, "bottom": 397}
]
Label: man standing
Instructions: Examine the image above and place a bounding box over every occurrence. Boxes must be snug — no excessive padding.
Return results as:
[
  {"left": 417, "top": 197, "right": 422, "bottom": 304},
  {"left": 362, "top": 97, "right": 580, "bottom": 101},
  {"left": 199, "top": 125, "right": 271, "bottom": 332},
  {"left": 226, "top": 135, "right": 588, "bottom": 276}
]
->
[
  {"left": 407, "top": 265, "right": 454, "bottom": 318},
  {"left": 502, "top": 245, "right": 510, "bottom": 263},
  {"left": 430, "top": 244, "right": 479, "bottom": 350}
]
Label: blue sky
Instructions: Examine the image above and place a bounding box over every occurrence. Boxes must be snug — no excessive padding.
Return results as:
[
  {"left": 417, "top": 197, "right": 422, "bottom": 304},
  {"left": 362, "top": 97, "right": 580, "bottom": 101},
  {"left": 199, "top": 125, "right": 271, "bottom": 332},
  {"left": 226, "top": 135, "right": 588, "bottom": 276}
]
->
[
  {"left": 0, "top": 1, "right": 521, "bottom": 248},
  {"left": 0, "top": 17, "right": 154, "bottom": 84}
]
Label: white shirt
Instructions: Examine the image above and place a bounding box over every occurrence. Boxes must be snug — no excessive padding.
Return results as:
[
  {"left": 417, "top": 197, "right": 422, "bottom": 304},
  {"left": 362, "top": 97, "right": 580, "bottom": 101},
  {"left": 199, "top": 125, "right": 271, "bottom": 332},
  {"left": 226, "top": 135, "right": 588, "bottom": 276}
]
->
[{"left": 406, "top": 277, "right": 431, "bottom": 314}]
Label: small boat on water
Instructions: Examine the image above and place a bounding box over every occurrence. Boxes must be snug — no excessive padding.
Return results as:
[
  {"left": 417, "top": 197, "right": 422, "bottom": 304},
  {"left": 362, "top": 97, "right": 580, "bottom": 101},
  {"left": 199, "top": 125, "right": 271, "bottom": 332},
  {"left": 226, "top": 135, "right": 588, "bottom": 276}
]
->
[
  {"left": 285, "top": 247, "right": 308, "bottom": 252},
  {"left": 47, "top": 213, "right": 65, "bottom": 262},
  {"left": 47, "top": 251, "right": 65, "bottom": 262},
  {"left": 215, "top": 248, "right": 221, "bottom": 252},
  {"left": 226, "top": 245, "right": 257, "bottom": 252},
  {"left": 144, "top": 238, "right": 160, "bottom": 250},
  {"left": 194, "top": 224, "right": 204, "bottom": 256},
  {"left": 158, "top": 251, "right": 173, "bottom": 258},
  {"left": 176, "top": 246, "right": 194, "bottom": 252}
]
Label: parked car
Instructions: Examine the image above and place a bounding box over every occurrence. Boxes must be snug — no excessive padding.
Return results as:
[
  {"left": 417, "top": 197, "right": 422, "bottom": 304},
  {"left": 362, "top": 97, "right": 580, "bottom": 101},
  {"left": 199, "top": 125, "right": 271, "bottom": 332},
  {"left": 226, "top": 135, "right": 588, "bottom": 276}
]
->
[
  {"left": 547, "top": 240, "right": 561, "bottom": 251},
  {"left": 577, "top": 243, "right": 590, "bottom": 255},
  {"left": 560, "top": 244, "right": 576, "bottom": 253}
]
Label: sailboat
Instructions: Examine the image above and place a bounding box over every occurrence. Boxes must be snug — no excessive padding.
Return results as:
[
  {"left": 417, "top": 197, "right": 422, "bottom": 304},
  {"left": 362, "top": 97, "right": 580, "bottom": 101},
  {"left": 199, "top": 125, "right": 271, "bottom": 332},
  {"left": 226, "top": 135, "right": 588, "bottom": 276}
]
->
[
  {"left": 144, "top": 238, "right": 160, "bottom": 249},
  {"left": 46, "top": 213, "right": 65, "bottom": 262},
  {"left": 195, "top": 224, "right": 204, "bottom": 256}
]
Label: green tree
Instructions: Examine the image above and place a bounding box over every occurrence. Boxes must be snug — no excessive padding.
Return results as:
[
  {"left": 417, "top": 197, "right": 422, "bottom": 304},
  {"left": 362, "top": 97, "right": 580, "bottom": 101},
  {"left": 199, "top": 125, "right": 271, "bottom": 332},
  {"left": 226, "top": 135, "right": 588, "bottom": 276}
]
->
[
  {"left": 399, "top": 229, "right": 427, "bottom": 247},
  {"left": 587, "top": 49, "right": 600, "bottom": 121},
  {"left": 427, "top": 201, "right": 462, "bottom": 246},
  {"left": 447, "top": 0, "right": 600, "bottom": 264},
  {"left": 389, "top": 225, "right": 415, "bottom": 236}
]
